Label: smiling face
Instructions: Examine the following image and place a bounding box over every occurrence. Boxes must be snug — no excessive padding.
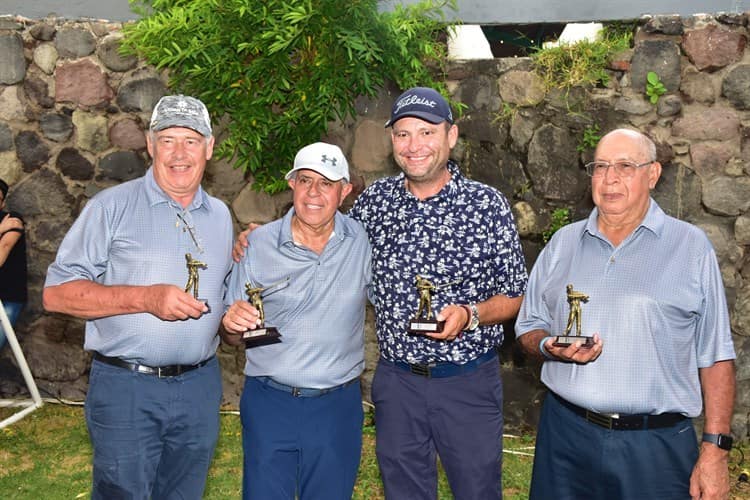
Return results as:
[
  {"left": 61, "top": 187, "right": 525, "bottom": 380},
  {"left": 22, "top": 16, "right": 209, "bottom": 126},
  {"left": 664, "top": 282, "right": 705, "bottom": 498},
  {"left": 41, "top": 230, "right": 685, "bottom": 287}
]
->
[
  {"left": 288, "top": 169, "right": 352, "bottom": 232},
  {"left": 146, "top": 127, "right": 215, "bottom": 207},
  {"left": 390, "top": 117, "right": 458, "bottom": 191},
  {"left": 591, "top": 130, "right": 661, "bottom": 225}
]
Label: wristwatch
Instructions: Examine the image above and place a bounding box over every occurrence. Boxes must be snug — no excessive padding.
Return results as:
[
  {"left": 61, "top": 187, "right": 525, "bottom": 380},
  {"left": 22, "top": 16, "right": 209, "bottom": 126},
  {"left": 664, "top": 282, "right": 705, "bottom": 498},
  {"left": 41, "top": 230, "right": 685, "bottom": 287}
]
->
[
  {"left": 465, "top": 303, "right": 480, "bottom": 331},
  {"left": 702, "top": 433, "right": 733, "bottom": 451}
]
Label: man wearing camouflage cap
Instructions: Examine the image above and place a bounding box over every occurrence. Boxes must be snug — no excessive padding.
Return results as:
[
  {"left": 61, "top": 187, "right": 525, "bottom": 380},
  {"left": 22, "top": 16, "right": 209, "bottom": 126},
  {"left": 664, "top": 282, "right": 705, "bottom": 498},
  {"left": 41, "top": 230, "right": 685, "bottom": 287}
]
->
[{"left": 44, "top": 95, "right": 233, "bottom": 499}]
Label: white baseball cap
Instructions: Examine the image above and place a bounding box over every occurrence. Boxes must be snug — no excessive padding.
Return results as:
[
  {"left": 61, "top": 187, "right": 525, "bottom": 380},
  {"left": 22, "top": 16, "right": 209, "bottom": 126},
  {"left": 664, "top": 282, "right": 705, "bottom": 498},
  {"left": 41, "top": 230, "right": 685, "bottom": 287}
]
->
[{"left": 285, "top": 142, "right": 350, "bottom": 182}]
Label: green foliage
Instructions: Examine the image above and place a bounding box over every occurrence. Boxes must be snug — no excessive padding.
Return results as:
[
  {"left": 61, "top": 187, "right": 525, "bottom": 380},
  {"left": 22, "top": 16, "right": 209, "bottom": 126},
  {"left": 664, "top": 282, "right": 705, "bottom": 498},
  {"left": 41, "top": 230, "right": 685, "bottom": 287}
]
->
[
  {"left": 645, "top": 71, "right": 667, "bottom": 104},
  {"left": 542, "top": 207, "right": 572, "bottom": 243},
  {"left": 493, "top": 102, "right": 518, "bottom": 125},
  {"left": 531, "top": 23, "right": 633, "bottom": 91},
  {"left": 577, "top": 123, "right": 601, "bottom": 153},
  {"left": 121, "top": 0, "right": 459, "bottom": 193}
]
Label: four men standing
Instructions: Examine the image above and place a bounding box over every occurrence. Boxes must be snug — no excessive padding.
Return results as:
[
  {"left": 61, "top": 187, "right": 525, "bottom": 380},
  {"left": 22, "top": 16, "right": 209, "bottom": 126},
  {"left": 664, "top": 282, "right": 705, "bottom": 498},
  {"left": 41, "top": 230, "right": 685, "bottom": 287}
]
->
[{"left": 41, "top": 88, "right": 736, "bottom": 499}]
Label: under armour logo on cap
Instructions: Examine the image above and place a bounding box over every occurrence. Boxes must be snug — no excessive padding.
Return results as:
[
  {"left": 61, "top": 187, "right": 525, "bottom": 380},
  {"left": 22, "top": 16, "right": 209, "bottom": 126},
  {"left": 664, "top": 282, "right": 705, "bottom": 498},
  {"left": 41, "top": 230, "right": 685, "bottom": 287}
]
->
[{"left": 321, "top": 155, "right": 338, "bottom": 166}]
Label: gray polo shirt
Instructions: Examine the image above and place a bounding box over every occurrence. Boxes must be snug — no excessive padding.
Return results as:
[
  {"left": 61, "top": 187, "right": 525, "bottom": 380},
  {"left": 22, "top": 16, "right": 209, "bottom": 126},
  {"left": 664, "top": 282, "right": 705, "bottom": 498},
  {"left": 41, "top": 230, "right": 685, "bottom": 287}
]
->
[
  {"left": 45, "top": 167, "right": 233, "bottom": 366},
  {"left": 225, "top": 207, "right": 371, "bottom": 389}
]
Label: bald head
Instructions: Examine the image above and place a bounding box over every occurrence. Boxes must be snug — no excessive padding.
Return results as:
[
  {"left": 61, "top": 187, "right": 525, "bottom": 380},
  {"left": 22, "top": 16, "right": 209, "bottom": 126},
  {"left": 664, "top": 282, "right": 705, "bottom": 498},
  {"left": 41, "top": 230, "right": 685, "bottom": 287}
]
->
[{"left": 596, "top": 129, "right": 656, "bottom": 163}]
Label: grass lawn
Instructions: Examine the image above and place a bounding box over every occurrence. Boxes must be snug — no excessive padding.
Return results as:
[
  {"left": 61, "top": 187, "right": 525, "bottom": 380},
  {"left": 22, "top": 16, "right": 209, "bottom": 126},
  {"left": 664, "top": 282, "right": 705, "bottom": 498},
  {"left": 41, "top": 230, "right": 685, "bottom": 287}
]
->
[
  {"left": 0, "top": 403, "right": 534, "bottom": 499},
  {"left": 2, "top": 403, "right": 749, "bottom": 499}
]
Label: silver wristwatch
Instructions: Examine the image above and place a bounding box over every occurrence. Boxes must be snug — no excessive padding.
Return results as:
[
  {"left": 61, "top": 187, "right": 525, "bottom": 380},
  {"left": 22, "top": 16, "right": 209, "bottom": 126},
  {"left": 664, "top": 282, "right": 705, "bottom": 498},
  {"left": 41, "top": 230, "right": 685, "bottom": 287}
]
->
[{"left": 466, "top": 303, "right": 480, "bottom": 330}]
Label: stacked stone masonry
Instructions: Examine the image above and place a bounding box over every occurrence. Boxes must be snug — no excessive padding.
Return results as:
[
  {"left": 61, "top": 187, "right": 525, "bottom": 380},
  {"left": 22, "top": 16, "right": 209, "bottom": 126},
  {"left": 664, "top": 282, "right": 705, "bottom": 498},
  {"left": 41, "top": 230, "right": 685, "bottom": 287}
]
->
[{"left": 0, "top": 13, "right": 749, "bottom": 435}]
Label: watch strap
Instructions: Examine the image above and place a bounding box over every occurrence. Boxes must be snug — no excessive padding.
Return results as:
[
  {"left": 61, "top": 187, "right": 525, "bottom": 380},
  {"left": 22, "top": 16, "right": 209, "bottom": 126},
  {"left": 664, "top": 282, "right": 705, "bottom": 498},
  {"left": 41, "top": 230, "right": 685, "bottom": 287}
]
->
[{"left": 702, "top": 432, "right": 733, "bottom": 450}]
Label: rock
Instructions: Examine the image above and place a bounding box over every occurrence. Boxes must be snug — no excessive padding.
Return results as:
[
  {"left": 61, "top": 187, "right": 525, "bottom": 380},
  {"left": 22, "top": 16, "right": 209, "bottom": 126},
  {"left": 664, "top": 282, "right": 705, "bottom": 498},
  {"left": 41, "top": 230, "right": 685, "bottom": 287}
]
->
[
  {"left": 32, "top": 43, "right": 58, "bottom": 75},
  {"left": 231, "top": 183, "right": 292, "bottom": 225},
  {"left": 23, "top": 73, "right": 56, "bottom": 108},
  {"left": 630, "top": 40, "right": 681, "bottom": 93},
  {"left": 55, "top": 27, "right": 96, "bottom": 59},
  {"left": 656, "top": 94, "right": 682, "bottom": 116},
  {"left": 40, "top": 112, "right": 74, "bottom": 142},
  {"left": 55, "top": 59, "right": 114, "bottom": 107},
  {"left": 97, "top": 151, "right": 147, "bottom": 182},
  {"left": 97, "top": 34, "right": 137, "bottom": 72},
  {"left": 29, "top": 22, "right": 56, "bottom": 41},
  {"left": 56, "top": 148, "right": 95, "bottom": 181},
  {"left": 72, "top": 110, "right": 110, "bottom": 153},
  {"left": 672, "top": 108, "right": 740, "bottom": 140},
  {"left": 351, "top": 119, "right": 393, "bottom": 173},
  {"left": 736, "top": 215, "right": 750, "bottom": 245},
  {"left": 682, "top": 25, "right": 746, "bottom": 72},
  {"left": 702, "top": 176, "right": 750, "bottom": 216},
  {"left": 512, "top": 201, "right": 538, "bottom": 237},
  {"left": 689, "top": 142, "right": 735, "bottom": 176},
  {"left": 8, "top": 168, "right": 75, "bottom": 217},
  {"left": 14, "top": 131, "right": 50, "bottom": 172},
  {"left": 116, "top": 74, "right": 167, "bottom": 112},
  {"left": 527, "top": 123, "right": 587, "bottom": 201},
  {"left": 642, "top": 15, "right": 684, "bottom": 35},
  {"left": 722, "top": 64, "right": 750, "bottom": 110},
  {"left": 0, "top": 122, "right": 13, "bottom": 152},
  {"left": 680, "top": 67, "right": 717, "bottom": 104},
  {"left": 109, "top": 118, "right": 147, "bottom": 150},
  {"left": 497, "top": 70, "right": 546, "bottom": 107},
  {"left": 0, "top": 33, "right": 26, "bottom": 85}
]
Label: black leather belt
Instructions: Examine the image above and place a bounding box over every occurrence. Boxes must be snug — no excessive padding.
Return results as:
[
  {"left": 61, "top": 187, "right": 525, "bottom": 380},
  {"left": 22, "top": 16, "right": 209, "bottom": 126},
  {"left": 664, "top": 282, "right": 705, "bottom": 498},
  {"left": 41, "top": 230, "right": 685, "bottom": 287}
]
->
[
  {"left": 552, "top": 392, "right": 687, "bottom": 430},
  {"left": 387, "top": 349, "right": 498, "bottom": 378},
  {"left": 93, "top": 352, "right": 213, "bottom": 378}
]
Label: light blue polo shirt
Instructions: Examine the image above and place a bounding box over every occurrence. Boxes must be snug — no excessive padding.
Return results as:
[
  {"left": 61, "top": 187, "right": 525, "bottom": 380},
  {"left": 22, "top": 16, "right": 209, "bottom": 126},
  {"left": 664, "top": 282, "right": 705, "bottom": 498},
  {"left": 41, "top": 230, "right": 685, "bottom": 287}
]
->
[
  {"left": 224, "top": 207, "right": 372, "bottom": 389},
  {"left": 516, "top": 199, "right": 735, "bottom": 417},
  {"left": 45, "top": 167, "right": 233, "bottom": 366}
]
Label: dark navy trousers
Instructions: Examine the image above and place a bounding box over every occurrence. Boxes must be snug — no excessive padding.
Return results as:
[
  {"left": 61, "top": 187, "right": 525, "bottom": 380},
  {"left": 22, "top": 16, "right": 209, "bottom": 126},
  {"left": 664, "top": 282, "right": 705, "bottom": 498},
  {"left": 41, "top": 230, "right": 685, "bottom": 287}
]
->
[{"left": 530, "top": 391, "right": 698, "bottom": 500}]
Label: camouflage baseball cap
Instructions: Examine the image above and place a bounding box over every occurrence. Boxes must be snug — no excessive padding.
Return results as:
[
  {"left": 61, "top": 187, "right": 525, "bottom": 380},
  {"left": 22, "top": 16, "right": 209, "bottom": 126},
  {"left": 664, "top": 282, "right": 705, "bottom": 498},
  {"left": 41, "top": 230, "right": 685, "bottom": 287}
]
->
[{"left": 149, "top": 95, "right": 212, "bottom": 137}]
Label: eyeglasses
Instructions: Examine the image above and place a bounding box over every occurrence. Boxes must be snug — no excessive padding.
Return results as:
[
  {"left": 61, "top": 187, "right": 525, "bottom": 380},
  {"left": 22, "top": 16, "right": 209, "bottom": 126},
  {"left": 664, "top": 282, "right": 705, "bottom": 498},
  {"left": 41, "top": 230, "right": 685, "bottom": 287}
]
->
[{"left": 585, "top": 160, "right": 653, "bottom": 178}]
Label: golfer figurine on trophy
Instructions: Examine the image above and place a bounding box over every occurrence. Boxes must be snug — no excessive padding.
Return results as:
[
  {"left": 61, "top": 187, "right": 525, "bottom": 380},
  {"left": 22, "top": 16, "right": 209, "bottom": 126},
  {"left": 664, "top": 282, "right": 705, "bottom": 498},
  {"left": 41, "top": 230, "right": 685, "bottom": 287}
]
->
[
  {"left": 408, "top": 275, "right": 461, "bottom": 334},
  {"left": 242, "top": 277, "right": 290, "bottom": 348},
  {"left": 184, "top": 253, "right": 210, "bottom": 314},
  {"left": 552, "top": 284, "right": 594, "bottom": 348}
]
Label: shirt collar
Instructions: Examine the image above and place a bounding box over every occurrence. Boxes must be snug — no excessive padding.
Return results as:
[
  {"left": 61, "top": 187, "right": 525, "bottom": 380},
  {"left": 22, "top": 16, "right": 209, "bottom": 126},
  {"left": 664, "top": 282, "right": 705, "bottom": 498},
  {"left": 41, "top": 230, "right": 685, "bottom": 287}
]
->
[
  {"left": 144, "top": 167, "right": 209, "bottom": 212},
  {"left": 278, "top": 207, "right": 350, "bottom": 249},
  {"left": 584, "top": 197, "right": 665, "bottom": 240}
]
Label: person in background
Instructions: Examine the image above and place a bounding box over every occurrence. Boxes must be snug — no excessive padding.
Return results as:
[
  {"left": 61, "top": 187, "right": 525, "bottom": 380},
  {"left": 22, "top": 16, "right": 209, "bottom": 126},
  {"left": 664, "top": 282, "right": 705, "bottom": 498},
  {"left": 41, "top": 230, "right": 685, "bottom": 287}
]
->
[
  {"left": 221, "top": 142, "right": 371, "bottom": 499},
  {"left": 0, "top": 178, "right": 27, "bottom": 350},
  {"left": 43, "top": 95, "right": 233, "bottom": 499},
  {"left": 516, "top": 128, "right": 736, "bottom": 500}
]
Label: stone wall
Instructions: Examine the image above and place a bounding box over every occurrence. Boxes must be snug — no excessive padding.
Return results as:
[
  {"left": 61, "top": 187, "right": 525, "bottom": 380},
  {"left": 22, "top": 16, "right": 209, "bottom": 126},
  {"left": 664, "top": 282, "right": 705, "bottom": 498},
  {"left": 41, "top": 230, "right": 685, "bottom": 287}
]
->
[{"left": 1, "top": 13, "right": 749, "bottom": 435}]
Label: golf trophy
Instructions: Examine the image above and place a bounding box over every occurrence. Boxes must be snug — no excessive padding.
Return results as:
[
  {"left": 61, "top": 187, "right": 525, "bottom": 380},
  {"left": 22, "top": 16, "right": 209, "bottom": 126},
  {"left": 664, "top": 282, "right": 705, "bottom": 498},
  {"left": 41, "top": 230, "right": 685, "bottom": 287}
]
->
[
  {"left": 553, "top": 284, "right": 594, "bottom": 348},
  {"left": 242, "top": 277, "right": 289, "bottom": 348},
  {"left": 408, "top": 275, "right": 461, "bottom": 335},
  {"left": 184, "top": 253, "right": 210, "bottom": 314}
]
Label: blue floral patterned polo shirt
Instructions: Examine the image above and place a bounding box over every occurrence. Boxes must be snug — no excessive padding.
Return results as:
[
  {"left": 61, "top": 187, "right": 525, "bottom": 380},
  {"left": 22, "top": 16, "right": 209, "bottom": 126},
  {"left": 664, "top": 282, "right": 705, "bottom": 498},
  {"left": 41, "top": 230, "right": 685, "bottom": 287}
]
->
[{"left": 349, "top": 160, "right": 528, "bottom": 364}]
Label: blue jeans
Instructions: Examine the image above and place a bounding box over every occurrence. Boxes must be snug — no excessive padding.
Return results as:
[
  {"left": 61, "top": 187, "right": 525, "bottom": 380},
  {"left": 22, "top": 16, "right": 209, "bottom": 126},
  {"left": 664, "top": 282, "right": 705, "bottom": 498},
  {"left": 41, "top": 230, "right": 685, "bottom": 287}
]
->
[
  {"left": 85, "top": 355, "right": 222, "bottom": 500},
  {"left": 240, "top": 375, "right": 363, "bottom": 500},
  {"left": 0, "top": 301, "right": 24, "bottom": 349}
]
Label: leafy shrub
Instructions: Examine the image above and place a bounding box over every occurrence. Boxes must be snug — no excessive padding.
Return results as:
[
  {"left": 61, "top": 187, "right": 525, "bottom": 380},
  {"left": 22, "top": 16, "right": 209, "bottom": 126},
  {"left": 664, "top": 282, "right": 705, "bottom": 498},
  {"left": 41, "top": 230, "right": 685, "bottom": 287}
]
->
[{"left": 123, "top": 0, "right": 458, "bottom": 193}]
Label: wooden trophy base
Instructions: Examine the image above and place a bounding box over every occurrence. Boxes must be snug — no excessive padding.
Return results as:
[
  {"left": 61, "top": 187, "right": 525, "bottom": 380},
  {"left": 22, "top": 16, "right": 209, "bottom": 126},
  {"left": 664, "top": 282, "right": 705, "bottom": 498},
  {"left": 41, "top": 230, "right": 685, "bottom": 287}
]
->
[
  {"left": 552, "top": 335, "right": 594, "bottom": 348},
  {"left": 243, "top": 326, "right": 282, "bottom": 349},
  {"left": 408, "top": 318, "right": 445, "bottom": 335}
]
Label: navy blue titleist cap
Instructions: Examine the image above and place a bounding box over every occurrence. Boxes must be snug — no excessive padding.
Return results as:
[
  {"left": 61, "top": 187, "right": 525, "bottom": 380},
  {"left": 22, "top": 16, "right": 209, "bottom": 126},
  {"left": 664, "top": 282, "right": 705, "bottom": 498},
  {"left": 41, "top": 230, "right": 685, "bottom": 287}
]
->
[{"left": 385, "top": 87, "right": 454, "bottom": 128}]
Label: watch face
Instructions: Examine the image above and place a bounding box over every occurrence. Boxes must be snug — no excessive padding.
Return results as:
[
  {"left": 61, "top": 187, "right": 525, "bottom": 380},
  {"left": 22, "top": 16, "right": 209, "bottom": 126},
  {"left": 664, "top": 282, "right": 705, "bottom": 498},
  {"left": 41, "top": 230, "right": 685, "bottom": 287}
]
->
[{"left": 718, "top": 434, "right": 733, "bottom": 450}]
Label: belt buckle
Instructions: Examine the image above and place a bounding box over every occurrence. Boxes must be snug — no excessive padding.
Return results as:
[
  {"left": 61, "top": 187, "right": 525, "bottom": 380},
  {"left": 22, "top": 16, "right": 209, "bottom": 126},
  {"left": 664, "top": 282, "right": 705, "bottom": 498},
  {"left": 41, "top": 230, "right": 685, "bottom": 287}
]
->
[
  {"left": 409, "top": 363, "right": 431, "bottom": 377},
  {"left": 156, "top": 366, "right": 179, "bottom": 378},
  {"left": 586, "top": 410, "right": 618, "bottom": 429}
]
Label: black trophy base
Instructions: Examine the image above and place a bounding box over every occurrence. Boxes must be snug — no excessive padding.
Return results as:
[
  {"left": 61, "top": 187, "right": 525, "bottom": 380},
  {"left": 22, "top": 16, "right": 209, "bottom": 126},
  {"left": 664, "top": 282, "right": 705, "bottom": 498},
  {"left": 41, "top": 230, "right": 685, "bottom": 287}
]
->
[
  {"left": 198, "top": 299, "right": 211, "bottom": 315},
  {"left": 552, "top": 335, "right": 594, "bottom": 348},
  {"left": 408, "top": 318, "right": 445, "bottom": 335},
  {"left": 243, "top": 326, "right": 282, "bottom": 349}
]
